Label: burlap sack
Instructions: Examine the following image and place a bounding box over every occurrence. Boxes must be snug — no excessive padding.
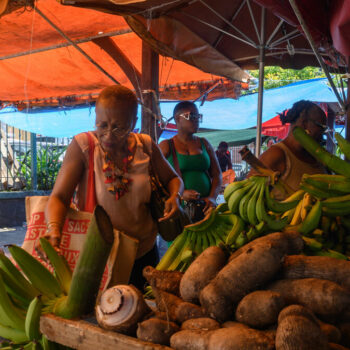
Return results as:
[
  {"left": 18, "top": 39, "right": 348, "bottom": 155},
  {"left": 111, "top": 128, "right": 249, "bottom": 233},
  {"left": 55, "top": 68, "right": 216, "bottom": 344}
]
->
[{"left": 23, "top": 196, "right": 138, "bottom": 291}]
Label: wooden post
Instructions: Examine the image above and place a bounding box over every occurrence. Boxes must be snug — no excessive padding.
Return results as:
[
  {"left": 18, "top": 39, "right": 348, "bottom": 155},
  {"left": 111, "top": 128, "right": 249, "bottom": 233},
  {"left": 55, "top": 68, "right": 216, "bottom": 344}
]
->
[{"left": 141, "top": 41, "right": 159, "bottom": 141}]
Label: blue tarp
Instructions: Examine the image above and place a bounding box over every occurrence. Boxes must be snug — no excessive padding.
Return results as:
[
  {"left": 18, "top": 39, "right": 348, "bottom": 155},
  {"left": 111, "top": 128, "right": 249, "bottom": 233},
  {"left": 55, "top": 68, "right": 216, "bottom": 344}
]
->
[{"left": 0, "top": 78, "right": 341, "bottom": 138}]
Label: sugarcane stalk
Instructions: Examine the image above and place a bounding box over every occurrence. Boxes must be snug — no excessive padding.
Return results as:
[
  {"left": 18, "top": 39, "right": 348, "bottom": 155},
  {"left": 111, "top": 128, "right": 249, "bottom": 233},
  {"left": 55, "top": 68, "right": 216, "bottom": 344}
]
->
[
  {"left": 53, "top": 205, "right": 115, "bottom": 319},
  {"left": 293, "top": 127, "right": 350, "bottom": 177}
]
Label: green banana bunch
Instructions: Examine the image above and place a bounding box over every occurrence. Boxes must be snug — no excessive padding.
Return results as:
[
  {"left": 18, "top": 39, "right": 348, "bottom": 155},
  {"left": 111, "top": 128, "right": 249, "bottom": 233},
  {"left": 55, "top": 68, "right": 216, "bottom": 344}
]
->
[{"left": 302, "top": 174, "right": 350, "bottom": 194}]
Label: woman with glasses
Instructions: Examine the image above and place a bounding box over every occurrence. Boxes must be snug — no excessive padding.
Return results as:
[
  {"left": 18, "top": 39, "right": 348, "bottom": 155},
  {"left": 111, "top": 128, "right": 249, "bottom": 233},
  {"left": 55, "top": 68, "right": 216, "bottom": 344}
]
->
[
  {"left": 159, "top": 101, "right": 222, "bottom": 223},
  {"left": 251, "top": 100, "right": 328, "bottom": 199},
  {"left": 39, "top": 85, "right": 183, "bottom": 290}
]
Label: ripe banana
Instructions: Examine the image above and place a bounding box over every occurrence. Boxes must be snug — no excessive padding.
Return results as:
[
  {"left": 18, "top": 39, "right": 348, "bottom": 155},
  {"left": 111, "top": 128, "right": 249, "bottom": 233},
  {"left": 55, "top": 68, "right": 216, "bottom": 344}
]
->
[
  {"left": 299, "top": 200, "right": 322, "bottom": 236},
  {"left": 8, "top": 245, "right": 63, "bottom": 299},
  {"left": 264, "top": 185, "right": 299, "bottom": 213},
  {"left": 282, "top": 189, "right": 305, "bottom": 202},
  {"left": 223, "top": 179, "right": 249, "bottom": 202},
  {"left": 0, "top": 272, "right": 25, "bottom": 331},
  {"left": 300, "top": 193, "right": 312, "bottom": 221},
  {"left": 39, "top": 238, "right": 72, "bottom": 295},
  {"left": 25, "top": 297, "right": 42, "bottom": 341}
]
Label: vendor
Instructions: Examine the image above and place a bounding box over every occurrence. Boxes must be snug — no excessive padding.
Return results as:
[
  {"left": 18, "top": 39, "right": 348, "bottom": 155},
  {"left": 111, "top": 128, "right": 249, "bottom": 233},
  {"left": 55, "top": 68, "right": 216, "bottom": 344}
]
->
[
  {"left": 216, "top": 141, "right": 233, "bottom": 173},
  {"left": 38, "top": 85, "right": 183, "bottom": 290},
  {"left": 159, "top": 101, "right": 222, "bottom": 222},
  {"left": 251, "top": 100, "right": 327, "bottom": 199}
]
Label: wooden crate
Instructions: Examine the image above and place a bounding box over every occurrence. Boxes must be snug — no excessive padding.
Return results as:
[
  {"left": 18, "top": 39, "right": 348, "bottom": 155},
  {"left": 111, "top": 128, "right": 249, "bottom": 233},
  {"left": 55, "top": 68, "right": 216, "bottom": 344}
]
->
[{"left": 40, "top": 314, "right": 173, "bottom": 350}]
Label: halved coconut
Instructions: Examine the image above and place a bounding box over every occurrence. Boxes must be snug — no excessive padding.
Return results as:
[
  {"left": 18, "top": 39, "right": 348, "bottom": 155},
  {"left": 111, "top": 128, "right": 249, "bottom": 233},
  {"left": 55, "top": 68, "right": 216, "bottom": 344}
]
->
[{"left": 96, "top": 285, "right": 151, "bottom": 334}]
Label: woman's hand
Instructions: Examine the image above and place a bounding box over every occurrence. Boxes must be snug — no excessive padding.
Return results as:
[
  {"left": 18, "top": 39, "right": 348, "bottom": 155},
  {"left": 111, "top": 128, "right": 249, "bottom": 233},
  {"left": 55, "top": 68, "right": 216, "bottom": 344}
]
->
[
  {"left": 34, "top": 226, "right": 62, "bottom": 261},
  {"left": 159, "top": 194, "right": 181, "bottom": 222},
  {"left": 202, "top": 196, "right": 217, "bottom": 215},
  {"left": 182, "top": 189, "right": 200, "bottom": 201}
]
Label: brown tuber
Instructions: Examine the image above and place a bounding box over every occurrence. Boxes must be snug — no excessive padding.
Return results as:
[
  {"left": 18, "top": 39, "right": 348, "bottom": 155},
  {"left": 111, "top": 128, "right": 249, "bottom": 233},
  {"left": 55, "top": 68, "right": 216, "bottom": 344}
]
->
[
  {"left": 179, "top": 246, "right": 227, "bottom": 303},
  {"left": 268, "top": 278, "right": 350, "bottom": 318},
  {"left": 181, "top": 317, "right": 220, "bottom": 331},
  {"left": 235, "top": 290, "right": 285, "bottom": 328},
  {"left": 136, "top": 318, "right": 179, "bottom": 345},
  {"left": 142, "top": 266, "right": 183, "bottom": 296},
  {"left": 276, "top": 305, "right": 328, "bottom": 350}
]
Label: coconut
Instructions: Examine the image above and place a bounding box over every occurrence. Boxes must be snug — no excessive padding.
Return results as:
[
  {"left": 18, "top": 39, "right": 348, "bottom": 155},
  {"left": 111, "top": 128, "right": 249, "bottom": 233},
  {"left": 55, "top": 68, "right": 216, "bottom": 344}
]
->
[{"left": 96, "top": 285, "right": 151, "bottom": 334}]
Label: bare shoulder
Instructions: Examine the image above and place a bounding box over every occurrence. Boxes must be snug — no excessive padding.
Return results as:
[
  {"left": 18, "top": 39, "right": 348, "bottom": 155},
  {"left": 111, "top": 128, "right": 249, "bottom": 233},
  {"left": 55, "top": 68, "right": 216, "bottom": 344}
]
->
[
  {"left": 158, "top": 139, "right": 170, "bottom": 157},
  {"left": 259, "top": 144, "right": 286, "bottom": 173},
  {"left": 200, "top": 137, "right": 214, "bottom": 152}
]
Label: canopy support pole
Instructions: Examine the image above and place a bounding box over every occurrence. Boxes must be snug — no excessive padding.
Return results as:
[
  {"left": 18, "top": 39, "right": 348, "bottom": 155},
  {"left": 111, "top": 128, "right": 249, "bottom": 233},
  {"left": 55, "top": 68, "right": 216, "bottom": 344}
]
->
[
  {"left": 288, "top": 0, "right": 346, "bottom": 111},
  {"left": 255, "top": 7, "right": 266, "bottom": 157},
  {"left": 346, "top": 59, "right": 350, "bottom": 143},
  {"left": 141, "top": 42, "right": 159, "bottom": 141}
]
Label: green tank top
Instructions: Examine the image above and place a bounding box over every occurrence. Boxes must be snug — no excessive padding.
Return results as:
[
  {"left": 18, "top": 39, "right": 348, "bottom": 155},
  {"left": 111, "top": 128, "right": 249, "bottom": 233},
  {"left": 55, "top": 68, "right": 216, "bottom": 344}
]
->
[{"left": 167, "top": 138, "right": 211, "bottom": 197}]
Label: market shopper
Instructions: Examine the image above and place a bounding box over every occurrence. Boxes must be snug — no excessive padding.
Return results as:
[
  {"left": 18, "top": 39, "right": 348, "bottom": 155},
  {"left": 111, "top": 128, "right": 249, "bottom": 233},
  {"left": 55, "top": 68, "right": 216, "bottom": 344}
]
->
[
  {"left": 38, "top": 85, "right": 183, "bottom": 290},
  {"left": 159, "top": 101, "right": 222, "bottom": 223},
  {"left": 251, "top": 100, "right": 327, "bottom": 199},
  {"left": 215, "top": 141, "right": 232, "bottom": 173}
]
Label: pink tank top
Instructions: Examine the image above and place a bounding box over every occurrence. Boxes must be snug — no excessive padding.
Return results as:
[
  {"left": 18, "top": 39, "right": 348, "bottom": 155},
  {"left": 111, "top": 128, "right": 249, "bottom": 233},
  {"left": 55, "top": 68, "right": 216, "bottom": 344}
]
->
[{"left": 74, "top": 132, "right": 157, "bottom": 259}]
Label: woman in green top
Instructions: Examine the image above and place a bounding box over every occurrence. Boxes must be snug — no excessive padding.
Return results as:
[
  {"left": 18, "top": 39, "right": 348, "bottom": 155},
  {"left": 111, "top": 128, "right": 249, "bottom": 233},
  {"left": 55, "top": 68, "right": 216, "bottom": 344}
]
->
[{"left": 159, "top": 101, "right": 222, "bottom": 222}]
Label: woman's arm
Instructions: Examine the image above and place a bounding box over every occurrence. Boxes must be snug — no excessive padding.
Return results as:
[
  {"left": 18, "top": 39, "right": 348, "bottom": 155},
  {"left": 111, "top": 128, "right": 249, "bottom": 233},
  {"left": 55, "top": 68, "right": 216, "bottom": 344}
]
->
[
  {"left": 42, "top": 138, "right": 85, "bottom": 250},
  {"left": 202, "top": 138, "right": 222, "bottom": 211},
  {"left": 151, "top": 140, "right": 184, "bottom": 221}
]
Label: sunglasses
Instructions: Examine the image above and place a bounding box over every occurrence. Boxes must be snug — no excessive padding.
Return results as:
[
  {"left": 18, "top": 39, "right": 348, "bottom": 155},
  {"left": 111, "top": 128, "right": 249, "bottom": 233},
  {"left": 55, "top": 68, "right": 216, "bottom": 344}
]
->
[
  {"left": 178, "top": 112, "right": 203, "bottom": 123},
  {"left": 309, "top": 119, "right": 330, "bottom": 134},
  {"left": 95, "top": 124, "right": 131, "bottom": 137}
]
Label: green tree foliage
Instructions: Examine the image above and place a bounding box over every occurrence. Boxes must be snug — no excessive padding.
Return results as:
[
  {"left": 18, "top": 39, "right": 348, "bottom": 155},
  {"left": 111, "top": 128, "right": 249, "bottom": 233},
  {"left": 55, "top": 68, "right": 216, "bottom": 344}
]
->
[{"left": 245, "top": 66, "right": 325, "bottom": 94}]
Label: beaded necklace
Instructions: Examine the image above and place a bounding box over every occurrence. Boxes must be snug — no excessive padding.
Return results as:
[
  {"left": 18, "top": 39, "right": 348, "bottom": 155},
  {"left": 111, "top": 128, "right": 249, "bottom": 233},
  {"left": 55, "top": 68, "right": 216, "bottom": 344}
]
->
[{"left": 102, "top": 147, "right": 134, "bottom": 200}]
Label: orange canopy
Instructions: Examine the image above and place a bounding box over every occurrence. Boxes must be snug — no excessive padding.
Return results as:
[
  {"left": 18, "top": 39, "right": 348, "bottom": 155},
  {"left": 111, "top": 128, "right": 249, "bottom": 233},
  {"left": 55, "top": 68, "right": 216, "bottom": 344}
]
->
[{"left": 0, "top": 0, "right": 247, "bottom": 107}]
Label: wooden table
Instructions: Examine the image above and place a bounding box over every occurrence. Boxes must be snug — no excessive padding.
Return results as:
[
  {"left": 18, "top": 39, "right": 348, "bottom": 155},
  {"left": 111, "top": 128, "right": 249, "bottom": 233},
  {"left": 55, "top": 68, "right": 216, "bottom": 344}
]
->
[{"left": 40, "top": 314, "right": 173, "bottom": 350}]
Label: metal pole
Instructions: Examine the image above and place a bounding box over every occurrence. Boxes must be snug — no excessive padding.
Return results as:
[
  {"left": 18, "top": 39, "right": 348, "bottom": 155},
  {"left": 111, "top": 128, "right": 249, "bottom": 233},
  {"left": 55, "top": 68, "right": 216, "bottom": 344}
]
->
[
  {"left": 255, "top": 7, "right": 266, "bottom": 157},
  {"left": 288, "top": 0, "right": 346, "bottom": 111},
  {"left": 31, "top": 133, "right": 37, "bottom": 190},
  {"left": 346, "top": 58, "right": 350, "bottom": 144}
]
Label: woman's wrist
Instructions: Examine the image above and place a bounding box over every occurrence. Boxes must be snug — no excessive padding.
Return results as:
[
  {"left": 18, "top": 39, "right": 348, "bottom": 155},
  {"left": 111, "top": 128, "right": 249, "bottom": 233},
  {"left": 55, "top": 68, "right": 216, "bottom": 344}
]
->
[
  {"left": 170, "top": 192, "right": 182, "bottom": 201},
  {"left": 46, "top": 221, "right": 62, "bottom": 233}
]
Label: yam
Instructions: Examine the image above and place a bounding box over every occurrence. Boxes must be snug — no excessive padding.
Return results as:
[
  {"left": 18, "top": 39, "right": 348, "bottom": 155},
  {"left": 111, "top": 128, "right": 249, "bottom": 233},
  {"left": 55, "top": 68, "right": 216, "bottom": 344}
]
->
[
  {"left": 268, "top": 278, "right": 350, "bottom": 318},
  {"left": 136, "top": 318, "right": 179, "bottom": 345},
  {"left": 200, "top": 241, "right": 286, "bottom": 321},
  {"left": 142, "top": 266, "right": 183, "bottom": 296},
  {"left": 179, "top": 246, "right": 227, "bottom": 303},
  {"left": 207, "top": 326, "right": 275, "bottom": 350},
  {"left": 277, "top": 304, "right": 319, "bottom": 324},
  {"left": 170, "top": 329, "right": 212, "bottom": 350},
  {"left": 329, "top": 344, "right": 350, "bottom": 350},
  {"left": 181, "top": 317, "right": 220, "bottom": 331},
  {"left": 229, "top": 231, "right": 303, "bottom": 262},
  {"left": 282, "top": 255, "right": 350, "bottom": 289},
  {"left": 318, "top": 320, "right": 342, "bottom": 344},
  {"left": 221, "top": 321, "right": 250, "bottom": 329},
  {"left": 276, "top": 305, "right": 328, "bottom": 350},
  {"left": 153, "top": 288, "right": 205, "bottom": 323},
  {"left": 235, "top": 290, "right": 285, "bottom": 328},
  {"left": 339, "top": 323, "right": 350, "bottom": 347}
]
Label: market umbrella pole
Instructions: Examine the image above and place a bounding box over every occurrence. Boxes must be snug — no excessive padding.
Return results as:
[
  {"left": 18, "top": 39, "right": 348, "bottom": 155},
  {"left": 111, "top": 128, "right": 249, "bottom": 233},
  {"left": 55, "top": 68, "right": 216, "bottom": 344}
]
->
[{"left": 255, "top": 7, "right": 266, "bottom": 157}]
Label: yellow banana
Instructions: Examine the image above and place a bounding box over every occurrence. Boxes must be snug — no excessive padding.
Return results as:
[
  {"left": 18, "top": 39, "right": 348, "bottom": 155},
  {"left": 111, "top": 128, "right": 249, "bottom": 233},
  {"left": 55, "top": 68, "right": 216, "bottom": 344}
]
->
[
  {"left": 8, "top": 245, "right": 63, "bottom": 299},
  {"left": 25, "top": 297, "right": 42, "bottom": 341},
  {"left": 300, "top": 193, "right": 312, "bottom": 221},
  {"left": 282, "top": 207, "right": 296, "bottom": 223},
  {"left": 39, "top": 238, "right": 72, "bottom": 295},
  {"left": 281, "top": 189, "right": 305, "bottom": 203},
  {"left": 290, "top": 200, "right": 303, "bottom": 226},
  {"left": 0, "top": 323, "right": 28, "bottom": 343},
  {"left": 0, "top": 272, "right": 25, "bottom": 331}
]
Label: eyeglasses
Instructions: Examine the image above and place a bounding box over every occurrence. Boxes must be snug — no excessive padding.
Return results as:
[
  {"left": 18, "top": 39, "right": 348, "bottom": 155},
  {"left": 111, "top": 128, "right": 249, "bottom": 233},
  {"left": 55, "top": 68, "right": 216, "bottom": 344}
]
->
[
  {"left": 95, "top": 124, "right": 130, "bottom": 137},
  {"left": 178, "top": 112, "right": 203, "bottom": 123},
  {"left": 309, "top": 119, "right": 330, "bottom": 134}
]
